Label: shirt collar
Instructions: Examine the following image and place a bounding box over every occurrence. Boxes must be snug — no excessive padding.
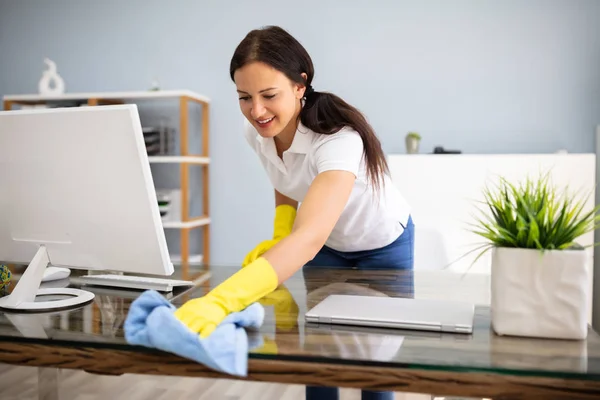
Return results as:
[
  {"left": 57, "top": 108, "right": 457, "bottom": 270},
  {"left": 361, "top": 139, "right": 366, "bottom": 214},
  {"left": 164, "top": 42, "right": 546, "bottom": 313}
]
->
[{"left": 286, "top": 121, "right": 313, "bottom": 154}]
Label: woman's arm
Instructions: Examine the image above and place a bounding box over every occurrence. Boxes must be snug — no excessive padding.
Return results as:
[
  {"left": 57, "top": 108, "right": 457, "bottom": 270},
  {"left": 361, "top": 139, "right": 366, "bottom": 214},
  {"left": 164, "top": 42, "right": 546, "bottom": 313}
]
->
[
  {"left": 263, "top": 170, "right": 356, "bottom": 283},
  {"left": 172, "top": 170, "right": 354, "bottom": 338}
]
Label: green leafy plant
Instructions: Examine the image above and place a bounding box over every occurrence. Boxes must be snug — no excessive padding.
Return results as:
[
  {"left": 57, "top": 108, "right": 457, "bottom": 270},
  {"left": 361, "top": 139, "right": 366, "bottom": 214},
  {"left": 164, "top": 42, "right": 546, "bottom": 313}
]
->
[
  {"left": 406, "top": 132, "right": 421, "bottom": 140},
  {"left": 467, "top": 172, "right": 600, "bottom": 261},
  {"left": 0, "top": 264, "right": 11, "bottom": 296}
]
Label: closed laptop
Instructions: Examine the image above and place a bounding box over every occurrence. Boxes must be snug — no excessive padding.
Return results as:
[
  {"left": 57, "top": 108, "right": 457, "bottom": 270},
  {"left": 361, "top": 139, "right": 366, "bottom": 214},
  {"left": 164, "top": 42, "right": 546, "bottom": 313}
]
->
[{"left": 305, "top": 294, "right": 475, "bottom": 334}]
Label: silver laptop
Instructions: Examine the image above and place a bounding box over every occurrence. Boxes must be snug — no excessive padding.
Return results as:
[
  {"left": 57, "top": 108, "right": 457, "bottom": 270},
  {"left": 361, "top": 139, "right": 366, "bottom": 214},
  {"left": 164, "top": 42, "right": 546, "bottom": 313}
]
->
[{"left": 305, "top": 295, "right": 475, "bottom": 334}]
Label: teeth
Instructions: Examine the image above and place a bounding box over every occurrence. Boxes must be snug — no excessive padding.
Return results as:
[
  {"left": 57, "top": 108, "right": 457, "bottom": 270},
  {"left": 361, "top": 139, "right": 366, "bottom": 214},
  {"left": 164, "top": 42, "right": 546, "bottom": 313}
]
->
[{"left": 258, "top": 117, "right": 274, "bottom": 124}]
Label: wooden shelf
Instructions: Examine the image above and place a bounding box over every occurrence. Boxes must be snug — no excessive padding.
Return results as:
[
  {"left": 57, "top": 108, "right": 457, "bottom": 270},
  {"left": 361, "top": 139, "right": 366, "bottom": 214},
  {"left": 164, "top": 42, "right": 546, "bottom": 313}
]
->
[
  {"left": 3, "top": 90, "right": 210, "bottom": 105},
  {"left": 148, "top": 156, "right": 209, "bottom": 165},
  {"left": 162, "top": 216, "right": 211, "bottom": 229},
  {"left": 169, "top": 254, "right": 204, "bottom": 265}
]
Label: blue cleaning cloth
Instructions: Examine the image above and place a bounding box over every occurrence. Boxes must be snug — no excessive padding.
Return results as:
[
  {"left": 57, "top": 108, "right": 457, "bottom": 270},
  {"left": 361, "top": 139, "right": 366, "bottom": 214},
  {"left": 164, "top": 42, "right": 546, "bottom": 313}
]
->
[{"left": 124, "top": 290, "right": 265, "bottom": 376}]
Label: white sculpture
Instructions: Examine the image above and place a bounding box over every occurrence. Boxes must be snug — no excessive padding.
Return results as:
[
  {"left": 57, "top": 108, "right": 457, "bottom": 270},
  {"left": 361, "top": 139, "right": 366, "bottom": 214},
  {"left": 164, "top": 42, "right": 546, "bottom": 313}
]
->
[{"left": 38, "top": 58, "right": 65, "bottom": 95}]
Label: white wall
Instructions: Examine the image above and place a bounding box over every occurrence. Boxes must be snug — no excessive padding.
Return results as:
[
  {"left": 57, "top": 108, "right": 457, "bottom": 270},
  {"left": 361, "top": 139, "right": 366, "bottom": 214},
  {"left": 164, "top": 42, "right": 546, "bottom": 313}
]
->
[{"left": 388, "top": 153, "right": 596, "bottom": 274}]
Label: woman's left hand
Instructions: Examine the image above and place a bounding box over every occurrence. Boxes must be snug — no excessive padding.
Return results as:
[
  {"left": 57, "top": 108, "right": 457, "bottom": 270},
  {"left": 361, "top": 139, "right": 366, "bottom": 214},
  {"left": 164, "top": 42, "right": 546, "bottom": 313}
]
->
[{"left": 174, "top": 257, "right": 279, "bottom": 338}]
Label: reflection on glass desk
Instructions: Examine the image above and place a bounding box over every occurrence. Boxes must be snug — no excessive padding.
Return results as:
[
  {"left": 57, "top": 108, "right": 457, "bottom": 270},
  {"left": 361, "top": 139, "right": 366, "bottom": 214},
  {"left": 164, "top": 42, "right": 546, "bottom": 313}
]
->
[{"left": 0, "top": 265, "right": 599, "bottom": 399}]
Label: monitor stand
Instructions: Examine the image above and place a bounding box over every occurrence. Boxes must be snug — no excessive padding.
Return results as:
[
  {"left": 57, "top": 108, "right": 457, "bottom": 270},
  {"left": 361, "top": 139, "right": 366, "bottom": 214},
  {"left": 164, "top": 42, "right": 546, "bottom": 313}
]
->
[{"left": 0, "top": 245, "right": 95, "bottom": 312}]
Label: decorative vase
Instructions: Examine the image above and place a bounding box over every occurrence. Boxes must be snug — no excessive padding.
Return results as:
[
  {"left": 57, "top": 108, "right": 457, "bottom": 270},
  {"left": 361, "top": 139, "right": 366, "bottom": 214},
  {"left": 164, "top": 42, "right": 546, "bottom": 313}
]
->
[
  {"left": 38, "top": 58, "right": 65, "bottom": 95},
  {"left": 491, "top": 247, "right": 589, "bottom": 340},
  {"left": 405, "top": 137, "right": 420, "bottom": 154}
]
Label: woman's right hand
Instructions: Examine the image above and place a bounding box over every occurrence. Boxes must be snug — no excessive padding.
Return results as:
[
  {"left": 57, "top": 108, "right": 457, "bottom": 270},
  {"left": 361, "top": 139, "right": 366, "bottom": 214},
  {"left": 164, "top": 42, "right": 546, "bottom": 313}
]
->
[
  {"left": 242, "top": 204, "right": 297, "bottom": 267},
  {"left": 242, "top": 239, "right": 279, "bottom": 266}
]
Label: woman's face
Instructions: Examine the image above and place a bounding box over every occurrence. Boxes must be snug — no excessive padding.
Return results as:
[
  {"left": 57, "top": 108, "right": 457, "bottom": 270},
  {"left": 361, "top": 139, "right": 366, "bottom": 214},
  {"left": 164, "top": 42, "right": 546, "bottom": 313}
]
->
[{"left": 234, "top": 61, "right": 305, "bottom": 139}]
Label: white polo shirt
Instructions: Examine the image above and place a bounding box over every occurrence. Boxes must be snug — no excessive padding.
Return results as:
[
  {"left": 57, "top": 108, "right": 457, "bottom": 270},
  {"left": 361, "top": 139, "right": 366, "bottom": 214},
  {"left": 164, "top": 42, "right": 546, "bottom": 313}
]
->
[{"left": 244, "top": 120, "right": 411, "bottom": 252}]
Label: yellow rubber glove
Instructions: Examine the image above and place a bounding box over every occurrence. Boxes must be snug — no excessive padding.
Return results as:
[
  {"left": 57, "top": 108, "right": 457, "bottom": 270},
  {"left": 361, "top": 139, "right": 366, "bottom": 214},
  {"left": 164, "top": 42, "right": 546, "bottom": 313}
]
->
[
  {"left": 252, "top": 285, "right": 299, "bottom": 355},
  {"left": 253, "top": 335, "right": 279, "bottom": 354},
  {"left": 258, "top": 284, "right": 299, "bottom": 332},
  {"left": 174, "top": 257, "right": 278, "bottom": 338},
  {"left": 242, "top": 204, "right": 296, "bottom": 267}
]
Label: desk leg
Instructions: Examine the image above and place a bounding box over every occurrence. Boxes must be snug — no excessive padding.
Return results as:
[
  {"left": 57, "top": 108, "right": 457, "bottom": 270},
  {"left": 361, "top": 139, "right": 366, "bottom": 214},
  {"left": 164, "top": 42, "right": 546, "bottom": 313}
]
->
[{"left": 38, "top": 367, "right": 59, "bottom": 400}]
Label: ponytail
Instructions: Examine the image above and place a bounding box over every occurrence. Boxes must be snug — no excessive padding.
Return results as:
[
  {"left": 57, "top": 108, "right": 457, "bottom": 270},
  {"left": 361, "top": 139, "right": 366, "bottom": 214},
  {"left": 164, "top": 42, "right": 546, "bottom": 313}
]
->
[{"left": 299, "top": 89, "right": 389, "bottom": 191}]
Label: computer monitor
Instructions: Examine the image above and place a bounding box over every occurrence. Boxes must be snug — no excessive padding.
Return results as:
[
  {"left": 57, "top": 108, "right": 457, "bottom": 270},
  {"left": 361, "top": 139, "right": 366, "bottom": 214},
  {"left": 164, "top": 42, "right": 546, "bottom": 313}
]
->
[{"left": 0, "top": 104, "right": 173, "bottom": 312}]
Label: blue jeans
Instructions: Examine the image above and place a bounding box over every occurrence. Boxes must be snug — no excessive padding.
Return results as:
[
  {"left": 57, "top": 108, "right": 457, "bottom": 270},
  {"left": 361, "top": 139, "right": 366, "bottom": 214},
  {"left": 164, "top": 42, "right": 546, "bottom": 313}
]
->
[{"left": 303, "top": 216, "right": 415, "bottom": 400}]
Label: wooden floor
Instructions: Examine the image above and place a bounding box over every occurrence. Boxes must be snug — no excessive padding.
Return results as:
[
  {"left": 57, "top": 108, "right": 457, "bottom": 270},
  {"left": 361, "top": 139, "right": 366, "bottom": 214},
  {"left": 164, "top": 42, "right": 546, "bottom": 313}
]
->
[{"left": 0, "top": 364, "right": 442, "bottom": 400}]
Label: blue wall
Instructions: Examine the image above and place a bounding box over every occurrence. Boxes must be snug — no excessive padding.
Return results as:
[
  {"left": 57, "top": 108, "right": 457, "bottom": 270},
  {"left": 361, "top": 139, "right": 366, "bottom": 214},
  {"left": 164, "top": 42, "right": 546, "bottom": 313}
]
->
[{"left": 1, "top": 0, "right": 599, "bottom": 266}]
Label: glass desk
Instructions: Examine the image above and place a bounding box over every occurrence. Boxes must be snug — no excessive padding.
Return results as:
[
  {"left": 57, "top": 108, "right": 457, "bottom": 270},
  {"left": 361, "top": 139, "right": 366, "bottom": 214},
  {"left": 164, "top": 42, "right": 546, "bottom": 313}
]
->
[{"left": 0, "top": 266, "right": 599, "bottom": 399}]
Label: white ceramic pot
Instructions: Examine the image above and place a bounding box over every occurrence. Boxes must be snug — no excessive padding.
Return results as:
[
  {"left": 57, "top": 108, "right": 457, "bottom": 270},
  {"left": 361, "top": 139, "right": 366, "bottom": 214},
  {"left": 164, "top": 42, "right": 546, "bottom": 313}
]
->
[{"left": 491, "top": 246, "right": 590, "bottom": 340}]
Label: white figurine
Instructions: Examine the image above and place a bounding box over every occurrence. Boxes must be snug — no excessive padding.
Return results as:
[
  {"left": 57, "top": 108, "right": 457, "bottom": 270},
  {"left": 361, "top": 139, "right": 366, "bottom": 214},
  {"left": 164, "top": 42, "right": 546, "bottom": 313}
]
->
[{"left": 38, "top": 58, "right": 65, "bottom": 95}]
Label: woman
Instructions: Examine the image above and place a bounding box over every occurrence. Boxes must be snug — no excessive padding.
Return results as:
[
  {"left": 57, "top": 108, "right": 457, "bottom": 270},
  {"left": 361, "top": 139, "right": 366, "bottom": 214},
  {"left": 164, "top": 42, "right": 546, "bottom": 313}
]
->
[{"left": 174, "top": 25, "right": 414, "bottom": 400}]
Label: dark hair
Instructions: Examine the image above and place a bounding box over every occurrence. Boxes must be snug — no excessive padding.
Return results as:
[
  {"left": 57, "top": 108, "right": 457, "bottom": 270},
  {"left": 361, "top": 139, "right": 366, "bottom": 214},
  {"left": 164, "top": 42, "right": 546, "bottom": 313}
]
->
[{"left": 229, "top": 25, "right": 389, "bottom": 191}]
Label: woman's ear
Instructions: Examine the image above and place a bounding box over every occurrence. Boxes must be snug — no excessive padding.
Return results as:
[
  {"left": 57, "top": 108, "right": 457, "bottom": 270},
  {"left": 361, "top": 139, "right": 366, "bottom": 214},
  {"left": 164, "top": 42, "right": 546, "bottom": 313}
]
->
[{"left": 295, "top": 73, "right": 309, "bottom": 99}]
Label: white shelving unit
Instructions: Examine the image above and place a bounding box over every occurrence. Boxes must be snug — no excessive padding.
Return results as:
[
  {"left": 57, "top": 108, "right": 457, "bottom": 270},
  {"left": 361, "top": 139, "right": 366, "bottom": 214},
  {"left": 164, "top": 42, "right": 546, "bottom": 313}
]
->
[
  {"left": 3, "top": 90, "right": 211, "bottom": 278},
  {"left": 162, "top": 217, "right": 211, "bottom": 229},
  {"left": 148, "top": 156, "right": 209, "bottom": 164},
  {"left": 2, "top": 89, "right": 210, "bottom": 103}
]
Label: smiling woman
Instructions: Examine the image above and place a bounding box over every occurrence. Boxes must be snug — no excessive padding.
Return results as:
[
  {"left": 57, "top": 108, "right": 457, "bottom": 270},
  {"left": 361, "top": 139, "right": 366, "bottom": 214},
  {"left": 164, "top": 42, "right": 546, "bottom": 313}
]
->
[
  {"left": 229, "top": 25, "right": 389, "bottom": 192},
  {"left": 169, "top": 25, "right": 415, "bottom": 400}
]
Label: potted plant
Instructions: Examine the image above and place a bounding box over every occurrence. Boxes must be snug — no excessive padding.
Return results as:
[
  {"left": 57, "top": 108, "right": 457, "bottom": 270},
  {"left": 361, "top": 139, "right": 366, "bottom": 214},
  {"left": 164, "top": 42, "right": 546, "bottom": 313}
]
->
[
  {"left": 0, "top": 264, "right": 11, "bottom": 297},
  {"left": 469, "top": 173, "right": 600, "bottom": 340},
  {"left": 405, "top": 132, "right": 421, "bottom": 154}
]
